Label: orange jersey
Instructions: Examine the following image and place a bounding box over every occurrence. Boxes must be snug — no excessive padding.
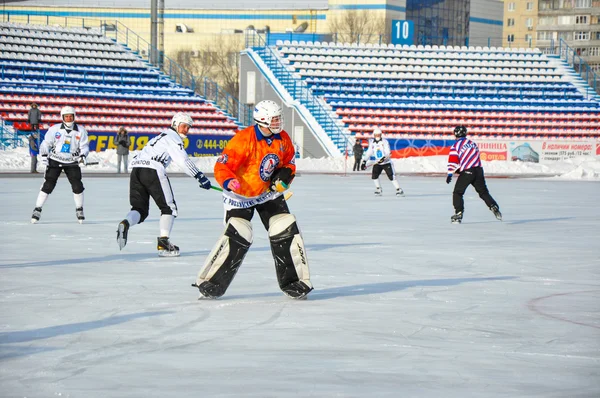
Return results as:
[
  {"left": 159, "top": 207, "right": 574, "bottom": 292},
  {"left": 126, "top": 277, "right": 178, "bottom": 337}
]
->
[{"left": 214, "top": 125, "right": 297, "bottom": 198}]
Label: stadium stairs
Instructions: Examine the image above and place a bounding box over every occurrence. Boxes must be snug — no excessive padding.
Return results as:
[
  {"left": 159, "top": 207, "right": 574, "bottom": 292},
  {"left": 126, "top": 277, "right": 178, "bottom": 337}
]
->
[{"left": 248, "top": 39, "right": 600, "bottom": 156}]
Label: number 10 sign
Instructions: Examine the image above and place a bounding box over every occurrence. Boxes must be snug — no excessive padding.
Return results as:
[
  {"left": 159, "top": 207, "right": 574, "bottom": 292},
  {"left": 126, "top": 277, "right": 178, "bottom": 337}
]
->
[{"left": 391, "top": 20, "right": 414, "bottom": 45}]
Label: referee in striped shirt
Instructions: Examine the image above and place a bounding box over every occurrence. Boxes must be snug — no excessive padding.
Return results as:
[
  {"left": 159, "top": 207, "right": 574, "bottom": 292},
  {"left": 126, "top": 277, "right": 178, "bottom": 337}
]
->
[{"left": 446, "top": 126, "right": 502, "bottom": 224}]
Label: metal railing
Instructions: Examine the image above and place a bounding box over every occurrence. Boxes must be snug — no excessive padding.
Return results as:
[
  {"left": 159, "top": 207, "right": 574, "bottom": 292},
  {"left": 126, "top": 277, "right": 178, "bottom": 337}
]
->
[
  {"left": 544, "top": 39, "right": 600, "bottom": 96},
  {"left": 0, "top": 117, "right": 26, "bottom": 150},
  {"left": 247, "top": 31, "right": 352, "bottom": 155},
  {"left": 106, "top": 20, "right": 251, "bottom": 125}
]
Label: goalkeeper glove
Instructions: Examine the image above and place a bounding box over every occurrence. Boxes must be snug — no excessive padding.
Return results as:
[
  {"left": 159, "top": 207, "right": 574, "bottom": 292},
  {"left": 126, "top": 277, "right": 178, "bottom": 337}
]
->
[{"left": 270, "top": 167, "right": 294, "bottom": 192}]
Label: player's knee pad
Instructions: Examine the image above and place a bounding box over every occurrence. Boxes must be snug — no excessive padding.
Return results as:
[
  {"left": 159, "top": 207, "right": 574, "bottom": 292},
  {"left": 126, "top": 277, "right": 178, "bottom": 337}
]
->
[
  {"left": 133, "top": 207, "right": 149, "bottom": 223},
  {"left": 71, "top": 184, "right": 84, "bottom": 194},
  {"left": 268, "top": 214, "right": 312, "bottom": 291},
  {"left": 42, "top": 177, "right": 58, "bottom": 194},
  {"left": 195, "top": 217, "right": 253, "bottom": 298}
]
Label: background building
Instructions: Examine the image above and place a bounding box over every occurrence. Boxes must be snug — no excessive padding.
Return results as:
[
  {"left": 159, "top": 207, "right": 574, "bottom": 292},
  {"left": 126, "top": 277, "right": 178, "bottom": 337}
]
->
[
  {"left": 504, "top": 0, "right": 600, "bottom": 71},
  {"left": 503, "top": 0, "right": 539, "bottom": 49}
]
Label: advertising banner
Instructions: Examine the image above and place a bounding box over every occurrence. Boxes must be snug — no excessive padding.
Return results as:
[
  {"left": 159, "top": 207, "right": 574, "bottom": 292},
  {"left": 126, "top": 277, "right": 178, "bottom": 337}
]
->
[
  {"left": 84, "top": 132, "right": 234, "bottom": 157},
  {"left": 508, "top": 140, "right": 595, "bottom": 163},
  {"left": 385, "top": 138, "right": 598, "bottom": 162}
]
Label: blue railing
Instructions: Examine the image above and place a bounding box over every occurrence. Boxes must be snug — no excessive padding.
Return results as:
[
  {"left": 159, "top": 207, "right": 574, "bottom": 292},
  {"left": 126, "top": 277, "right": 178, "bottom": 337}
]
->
[
  {"left": 246, "top": 32, "right": 352, "bottom": 155},
  {"left": 548, "top": 39, "right": 600, "bottom": 97},
  {"left": 106, "top": 21, "right": 252, "bottom": 125},
  {"left": 0, "top": 117, "right": 25, "bottom": 149}
]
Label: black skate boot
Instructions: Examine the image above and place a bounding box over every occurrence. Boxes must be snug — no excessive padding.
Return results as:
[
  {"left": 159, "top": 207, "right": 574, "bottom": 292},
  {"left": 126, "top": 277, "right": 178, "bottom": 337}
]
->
[
  {"left": 116, "top": 219, "right": 130, "bottom": 250},
  {"left": 396, "top": 188, "right": 405, "bottom": 197},
  {"left": 490, "top": 204, "right": 502, "bottom": 221},
  {"left": 451, "top": 211, "right": 463, "bottom": 224},
  {"left": 76, "top": 207, "right": 85, "bottom": 224},
  {"left": 157, "top": 236, "right": 180, "bottom": 257},
  {"left": 374, "top": 187, "right": 382, "bottom": 196},
  {"left": 192, "top": 281, "right": 224, "bottom": 299},
  {"left": 31, "top": 207, "right": 42, "bottom": 224},
  {"left": 281, "top": 281, "right": 314, "bottom": 300}
]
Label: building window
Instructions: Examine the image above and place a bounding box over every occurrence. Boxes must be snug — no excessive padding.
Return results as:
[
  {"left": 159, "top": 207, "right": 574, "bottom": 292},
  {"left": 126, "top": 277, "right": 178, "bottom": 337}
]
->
[
  {"left": 175, "top": 23, "right": 194, "bottom": 33},
  {"left": 558, "top": 31, "right": 572, "bottom": 40},
  {"left": 525, "top": 34, "right": 532, "bottom": 43},
  {"left": 508, "top": 2, "right": 515, "bottom": 11},
  {"left": 526, "top": 2, "right": 534, "bottom": 10},
  {"left": 596, "top": 32, "right": 600, "bottom": 40},
  {"left": 507, "top": 18, "right": 515, "bottom": 26},
  {"left": 539, "top": 16, "right": 556, "bottom": 26},
  {"left": 575, "top": 0, "right": 591, "bottom": 8},
  {"left": 558, "top": 16, "right": 573, "bottom": 25},
  {"left": 526, "top": 18, "right": 534, "bottom": 28},
  {"left": 507, "top": 34, "right": 515, "bottom": 42},
  {"left": 575, "top": 31, "right": 590, "bottom": 40},
  {"left": 575, "top": 15, "right": 589, "bottom": 24},
  {"left": 537, "top": 31, "right": 558, "bottom": 40}
]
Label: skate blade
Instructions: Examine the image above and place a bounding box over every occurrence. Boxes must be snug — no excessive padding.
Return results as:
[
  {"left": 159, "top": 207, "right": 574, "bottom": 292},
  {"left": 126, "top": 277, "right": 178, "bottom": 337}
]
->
[
  {"left": 283, "top": 291, "right": 309, "bottom": 300},
  {"left": 117, "top": 226, "right": 127, "bottom": 250},
  {"left": 78, "top": 220, "right": 83, "bottom": 224},
  {"left": 31, "top": 219, "right": 38, "bottom": 224},
  {"left": 158, "top": 250, "right": 180, "bottom": 257},
  {"left": 198, "top": 293, "right": 217, "bottom": 300},
  {"left": 451, "top": 220, "right": 462, "bottom": 224}
]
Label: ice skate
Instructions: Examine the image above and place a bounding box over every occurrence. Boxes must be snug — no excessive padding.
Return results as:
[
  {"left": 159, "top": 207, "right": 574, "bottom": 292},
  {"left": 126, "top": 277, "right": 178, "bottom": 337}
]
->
[
  {"left": 396, "top": 188, "right": 405, "bottom": 197},
  {"left": 31, "top": 207, "right": 42, "bottom": 224},
  {"left": 490, "top": 205, "right": 502, "bottom": 221},
  {"left": 281, "top": 281, "right": 313, "bottom": 300},
  {"left": 374, "top": 187, "right": 382, "bottom": 196},
  {"left": 451, "top": 211, "right": 463, "bottom": 224},
  {"left": 116, "top": 219, "right": 130, "bottom": 250},
  {"left": 157, "top": 236, "right": 180, "bottom": 257},
  {"left": 76, "top": 207, "right": 85, "bottom": 224},
  {"left": 193, "top": 281, "right": 221, "bottom": 299}
]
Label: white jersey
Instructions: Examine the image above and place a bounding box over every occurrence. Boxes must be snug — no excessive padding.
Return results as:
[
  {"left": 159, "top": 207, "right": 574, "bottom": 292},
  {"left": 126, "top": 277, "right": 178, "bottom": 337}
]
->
[
  {"left": 40, "top": 122, "right": 89, "bottom": 165},
  {"left": 131, "top": 128, "right": 201, "bottom": 178},
  {"left": 363, "top": 138, "right": 392, "bottom": 166}
]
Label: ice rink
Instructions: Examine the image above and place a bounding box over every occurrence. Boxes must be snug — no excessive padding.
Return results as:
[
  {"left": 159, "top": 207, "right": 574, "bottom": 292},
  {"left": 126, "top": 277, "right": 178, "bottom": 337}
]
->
[{"left": 1, "top": 173, "right": 599, "bottom": 398}]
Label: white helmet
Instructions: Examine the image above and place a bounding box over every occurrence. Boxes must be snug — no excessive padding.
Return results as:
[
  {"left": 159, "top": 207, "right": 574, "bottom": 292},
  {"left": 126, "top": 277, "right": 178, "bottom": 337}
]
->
[
  {"left": 171, "top": 112, "right": 193, "bottom": 133},
  {"left": 60, "top": 106, "right": 76, "bottom": 128},
  {"left": 253, "top": 100, "right": 283, "bottom": 135},
  {"left": 373, "top": 126, "right": 383, "bottom": 140}
]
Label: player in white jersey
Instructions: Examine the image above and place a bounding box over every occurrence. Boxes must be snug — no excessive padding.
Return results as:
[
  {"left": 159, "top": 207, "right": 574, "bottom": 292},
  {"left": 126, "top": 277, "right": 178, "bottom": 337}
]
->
[
  {"left": 116, "top": 112, "right": 212, "bottom": 257},
  {"left": 31, "top": 106, "right": 89, "bottom": 224},
  {"left": 360, "top": 127, "right": 404, "bottom": 196}
]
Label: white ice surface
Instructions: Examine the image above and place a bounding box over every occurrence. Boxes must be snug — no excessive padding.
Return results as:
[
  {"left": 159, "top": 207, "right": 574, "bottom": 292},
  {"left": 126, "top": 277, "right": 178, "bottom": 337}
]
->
[{"left": 1, "top": 174, "right": 599, "bottom": 398}]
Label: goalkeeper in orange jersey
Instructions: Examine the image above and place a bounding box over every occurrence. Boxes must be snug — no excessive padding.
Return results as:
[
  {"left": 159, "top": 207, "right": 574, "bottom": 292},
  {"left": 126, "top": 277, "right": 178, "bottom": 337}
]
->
[{"left": 193, "top": 100, "right": 313, "bottom": 299}]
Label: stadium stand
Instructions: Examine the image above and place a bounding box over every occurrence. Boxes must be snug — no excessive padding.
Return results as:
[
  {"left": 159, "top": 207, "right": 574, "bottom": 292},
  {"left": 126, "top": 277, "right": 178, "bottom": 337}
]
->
[
  {"left": 268, "top": 40, "right": 600, "bottom": 143},
  {"left": 0, "top": 22, "right": 241, "bottom": 137}
]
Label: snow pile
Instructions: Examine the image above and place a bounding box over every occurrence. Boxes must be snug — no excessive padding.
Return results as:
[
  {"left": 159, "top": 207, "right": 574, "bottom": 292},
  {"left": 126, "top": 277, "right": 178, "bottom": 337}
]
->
[{"left": 1, "top": 147, "right": 600, "bottom": 180}]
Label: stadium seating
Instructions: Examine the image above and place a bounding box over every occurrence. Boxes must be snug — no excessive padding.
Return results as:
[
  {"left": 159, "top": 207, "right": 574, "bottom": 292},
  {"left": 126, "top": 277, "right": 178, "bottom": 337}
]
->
[
  {"left": 0, "top": 22, "right": 240, "bottom": 136},
  {"left": 268, "top": 40, "right": 600, "bottom": 140}
]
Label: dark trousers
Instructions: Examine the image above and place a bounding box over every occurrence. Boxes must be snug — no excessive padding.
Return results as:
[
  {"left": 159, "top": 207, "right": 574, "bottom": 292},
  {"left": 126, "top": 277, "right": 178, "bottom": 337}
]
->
[
  {"left": 453, "top": 167, "right": 497, "bottom": 212},
  {"left": 353, "top": 157, "right": 361, "bottom": 171},
  {"left": 129, "top": 167, "right": 176, "bottom": 223},
  {"left": 42, "top": 160, "right": 84, "bottom": 194},
  {"left": 30, "top": 155, "right": 38, "bottom": 173},
  {"left": 226, "top": 195, "right": 290, "bottom": 230}
]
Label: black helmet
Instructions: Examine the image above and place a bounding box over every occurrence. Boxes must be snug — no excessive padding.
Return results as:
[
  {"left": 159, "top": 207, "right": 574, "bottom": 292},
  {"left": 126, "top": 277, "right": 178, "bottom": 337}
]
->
[{"left": 454, "top": 125, "right": 467, "bottom": 138}]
